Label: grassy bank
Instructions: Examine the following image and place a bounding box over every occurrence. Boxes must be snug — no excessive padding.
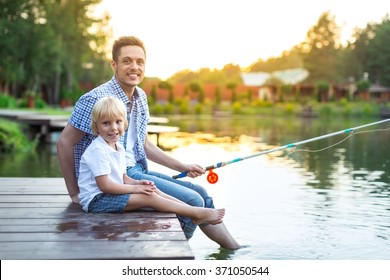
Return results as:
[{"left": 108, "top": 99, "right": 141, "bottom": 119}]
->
[
  {"left": 0, "top": 119, "right": 36, "bottom": 152},
  {"left": 150, "top": 100, "right": 385, "bottom": 119}
]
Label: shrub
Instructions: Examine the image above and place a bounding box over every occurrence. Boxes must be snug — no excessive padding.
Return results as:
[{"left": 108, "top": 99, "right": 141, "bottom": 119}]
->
[
  {"left": 232, "top": 102, "right": 242, "bottom": 114},
  {"left": 164, "top": 103, "right": 174, "bottom": 114},
  {"left": 151, "top": 103, "right": 164, "bottom": 115},
  {"left": 284, "top": 103, "right": 295, "bottom": 115},
  {"left": 194, "top": 104, "right": 202, "bottom": 115},
  {"left": 0, "top": 94, "right": 18, "bottom": 108},
  {"left": 361, "top": 103, "right": 374, "bottom": 116},
  {"left": 179, "top": 101, "right": 189, "bottom": 114},
  {"left": 35, "top": 96, "right": 47, "bottom": 109},
  {"left": 319, "top": 104, "right": 332, "bottom": 117},
  {"left": 342, "top": 104, "right": 351, "bottom": 117},
  {"left": 0, "top": 119, "right": 34, "bottom": 152}
]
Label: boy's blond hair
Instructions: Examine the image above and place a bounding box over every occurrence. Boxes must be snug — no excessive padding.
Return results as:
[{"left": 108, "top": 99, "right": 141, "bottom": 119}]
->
[{"left": 90, "top": 96, "right": 128, "bottom": 136}]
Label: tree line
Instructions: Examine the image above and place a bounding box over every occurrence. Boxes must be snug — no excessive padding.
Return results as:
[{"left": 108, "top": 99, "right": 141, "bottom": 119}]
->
[{"left": 1, "top": 2, "right": 389, "bottom": 106}]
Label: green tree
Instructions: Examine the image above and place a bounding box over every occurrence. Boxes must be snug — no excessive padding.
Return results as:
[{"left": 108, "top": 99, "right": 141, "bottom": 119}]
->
[
  {"left": 226, "top": 82, "right": 237, "bottom": 103},
  {"left": 299, "top": 11, "right": 340, "bottom": 84},
  {"left": 214, "top": 86, "right": 221, "bottom": 106},
  {"left": 167, "top": 64, "right": 243, "bottom": 87},
  {"left": 189, "top": 82, "right": 202, "bottom": 102},
  {"left": 339, "top": 21, "right": 377, "bottom": 83},
  {"left": 0, "top": 0, "right": 43, "bottom": 96},
  {"left": 46, "top": 0, "right": 110, "bottom": 104},
  {"left": 247, "top": 48, "right": 303, "bottom": 72},
  {"left": 366, "top": 16, "right": 390, "bottom": 86},
  {"left": 158, "top": 81, "right": 173, "bottom": 103},
  {"left": 0, "top": 0, "right": 110, "bottom": 104}
]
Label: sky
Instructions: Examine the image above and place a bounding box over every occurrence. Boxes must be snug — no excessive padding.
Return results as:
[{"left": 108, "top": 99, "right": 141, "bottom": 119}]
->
[{"left": 95, "top": 0, "right": 389, "bottom": 79}]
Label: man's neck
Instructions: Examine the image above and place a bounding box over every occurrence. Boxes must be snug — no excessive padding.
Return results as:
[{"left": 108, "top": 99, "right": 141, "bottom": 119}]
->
[
  {"left": 124, "top": 87, "right": 135, "bottom": 100},
  {"left": 114, "top": 76, "right": 136, "bottom": 100}
]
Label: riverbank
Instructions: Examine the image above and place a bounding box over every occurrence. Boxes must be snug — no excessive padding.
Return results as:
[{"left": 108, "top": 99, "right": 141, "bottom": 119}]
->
[
  {"left": 0, "top": 99, "right": 387, "bottom": 118},
  {"left": 149, "top": 100, "right": 386, "bottom": 119}
]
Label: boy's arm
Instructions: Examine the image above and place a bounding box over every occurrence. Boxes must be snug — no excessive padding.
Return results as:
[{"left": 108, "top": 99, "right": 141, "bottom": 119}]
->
[
  {"left": 123, "top": 174, "right": 154, "bottom": 186},
  {"left": 96, "top": 175, "right": 156, "bottom": 195},
  {"left": 123, "top": 174, "right": 138, "bottom": 185}
]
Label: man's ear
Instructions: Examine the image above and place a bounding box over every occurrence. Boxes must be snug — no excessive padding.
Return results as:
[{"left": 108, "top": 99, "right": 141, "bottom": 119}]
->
[{"left": 110, "top": 60, "right": 117, "bottom": 72}]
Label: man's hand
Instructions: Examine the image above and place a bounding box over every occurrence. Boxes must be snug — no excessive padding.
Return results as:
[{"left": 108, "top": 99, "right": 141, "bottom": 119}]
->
[
  {"left": 184, "top": 164, "right": 205, "bottom": 178},
  {"left": 70, "top": 194, "right": 80, "bottom": 204}
]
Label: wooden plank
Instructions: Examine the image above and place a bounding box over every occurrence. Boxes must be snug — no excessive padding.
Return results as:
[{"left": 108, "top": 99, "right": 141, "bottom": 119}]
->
[
  {"left": 0, "top": 178, "right": 194, "bottom": 260},
  {"left": 0, "top": 109, "right": 39, "bottom": 120},
  {"left": 0, "top": 207, "right": 177, "bottom": 219},
  {"left": 17, "top": 114, "right": 69, "bottom": 121},
  {"left": 0, "top": 195, "right": 71, "bottom": 203},
  {"left": 149, "top": 116, "right": 169, "bottom": 124},
  {"left": 147, "top": 124, "right": 179, "bottom": 133},
  {"left": 0, "top": 213, "right": 176, "bottom": 224},
  {"left": 0, "top": 240, "right": 194, "bottom": 260},
  {"left": 0, "top": 231, "right": 186, "bottom": 242},
  {"left": 0, "top": 177, "right": 66, "bottom": 188},
  {"left": 0, "top": 202, "right": 72, "bottom": 208},
  {"left": 17, "top": 115, "right": 69, "bottom": 126},
  {"left": 0, "top": 217, "right": 182, "bottom": 232}
]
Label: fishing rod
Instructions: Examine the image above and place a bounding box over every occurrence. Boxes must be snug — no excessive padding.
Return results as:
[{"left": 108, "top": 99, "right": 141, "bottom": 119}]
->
[{"left": 172, "top": 118, "right": 390, "bottom": 184}]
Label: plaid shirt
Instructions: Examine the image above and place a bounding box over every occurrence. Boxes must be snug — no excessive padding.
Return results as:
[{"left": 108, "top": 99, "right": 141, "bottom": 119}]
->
[{"left": 68, "top": 76, "right": 150, "bottom": 177}]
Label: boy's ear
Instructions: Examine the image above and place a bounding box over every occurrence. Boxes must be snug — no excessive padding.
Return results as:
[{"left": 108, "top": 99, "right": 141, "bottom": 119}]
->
[{"left": 93, "top": 122, "right": 99, "bottom": 135}]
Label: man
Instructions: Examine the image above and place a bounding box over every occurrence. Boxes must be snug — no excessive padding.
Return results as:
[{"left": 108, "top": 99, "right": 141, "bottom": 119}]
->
[{"left": 57, "top": 36, "right": 240, "bottom": 250}]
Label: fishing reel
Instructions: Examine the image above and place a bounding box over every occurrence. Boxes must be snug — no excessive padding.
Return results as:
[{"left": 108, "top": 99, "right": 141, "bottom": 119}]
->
[{"left": 206, "top": 169, "right": 218, "bottom": 184}]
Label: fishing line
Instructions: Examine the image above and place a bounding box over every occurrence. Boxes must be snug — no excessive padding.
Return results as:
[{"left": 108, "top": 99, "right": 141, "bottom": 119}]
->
[
  {"left": 172, "top": 119, "right": 390, "bottom": 183},
  {"left": 284, "top": 127, "right": 390, "bottom": 158}
]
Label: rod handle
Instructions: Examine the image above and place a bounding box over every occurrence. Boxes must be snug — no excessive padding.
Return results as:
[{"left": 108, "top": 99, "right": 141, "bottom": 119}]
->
[{"left": 172, "top": 171, "right": 188, "bottom": 179}]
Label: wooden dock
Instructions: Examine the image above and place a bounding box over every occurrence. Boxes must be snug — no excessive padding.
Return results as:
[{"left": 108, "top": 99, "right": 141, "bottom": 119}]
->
[
  {"left": 0, "top": 109, "right": 179, "bottom": 145},
  {"left": 0, "top": 177, "right": 194, "bottom": 260}
]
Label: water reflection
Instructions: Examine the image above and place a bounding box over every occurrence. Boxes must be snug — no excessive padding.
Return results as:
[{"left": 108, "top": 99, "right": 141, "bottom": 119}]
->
[{"left": 163, "top": 116, "right": 390, "bottom": 259}]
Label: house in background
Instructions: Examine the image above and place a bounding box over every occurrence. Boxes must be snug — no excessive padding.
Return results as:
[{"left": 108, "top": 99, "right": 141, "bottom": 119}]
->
[
  {"left": 241, "top": 68, "right": 309, "bottom": 102},
  {"left": 368, "top": 84, "right": 390, "bottom": 102}
]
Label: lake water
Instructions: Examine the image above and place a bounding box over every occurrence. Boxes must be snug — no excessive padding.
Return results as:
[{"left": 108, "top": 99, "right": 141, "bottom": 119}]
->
[{"left": 1, "top": 116, "right": 390, "bottom": 260}]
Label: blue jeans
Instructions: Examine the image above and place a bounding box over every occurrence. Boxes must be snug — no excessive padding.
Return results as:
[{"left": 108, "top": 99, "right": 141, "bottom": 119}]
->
[{"left": 127, "top": 163, "right": 214, "bottom": 238}]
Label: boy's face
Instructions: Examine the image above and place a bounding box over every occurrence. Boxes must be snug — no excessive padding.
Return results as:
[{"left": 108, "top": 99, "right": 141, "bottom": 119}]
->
[
  {"left": 111, "top": 45, "right": 146, "bottom": 94},
  {"left": 95, "top": 114, "right": 125, "bottom": 148}
]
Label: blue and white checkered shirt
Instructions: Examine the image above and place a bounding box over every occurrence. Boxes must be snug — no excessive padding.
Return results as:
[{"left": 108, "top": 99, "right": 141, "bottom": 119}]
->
[{"left": 68, "top": 76, "right": 150, "bottom": 177}]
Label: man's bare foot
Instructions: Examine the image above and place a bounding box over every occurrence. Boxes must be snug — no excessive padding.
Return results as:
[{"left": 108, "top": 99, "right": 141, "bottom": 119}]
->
[{"left": 192, "top": 208, "right": 225, "bottom": 225}]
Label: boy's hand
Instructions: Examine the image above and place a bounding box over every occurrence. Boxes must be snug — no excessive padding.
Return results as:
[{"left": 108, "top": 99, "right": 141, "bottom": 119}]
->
[
  {"left": 138, "top": 179, "right": 155, "bottom": 186},
  {"left": 135, "top": 184, "right": 156, "bottom": 195}
]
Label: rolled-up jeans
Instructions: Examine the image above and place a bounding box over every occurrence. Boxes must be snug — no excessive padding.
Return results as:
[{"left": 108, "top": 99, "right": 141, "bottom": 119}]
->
[{"left": 127, "top": 163, "right": 214, "bottom": 239}]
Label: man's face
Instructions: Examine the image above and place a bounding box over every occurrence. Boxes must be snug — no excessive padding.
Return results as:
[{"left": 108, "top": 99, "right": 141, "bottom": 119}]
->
[{"left": 111, "top": 45, "right": 146, "bottom": 91}]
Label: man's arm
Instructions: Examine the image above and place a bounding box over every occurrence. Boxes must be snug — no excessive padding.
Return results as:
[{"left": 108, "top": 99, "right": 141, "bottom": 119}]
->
[
  {"left": 56, "top": 124, "right": 86, "bottom": 203},
  {"left": 144, "top": 136, "right": 204, "bottom": 178}
]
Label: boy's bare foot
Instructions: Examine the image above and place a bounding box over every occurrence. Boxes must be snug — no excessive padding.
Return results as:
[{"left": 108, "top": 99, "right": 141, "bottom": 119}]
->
[{"left": 192, "top": 208, "right": 225, "bottom": 225}]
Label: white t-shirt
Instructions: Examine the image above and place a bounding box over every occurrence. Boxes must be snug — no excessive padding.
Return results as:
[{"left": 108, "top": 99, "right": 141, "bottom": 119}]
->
[
  {"left": 78, "top": 135, "right": 126, "bottom": 212},
  {"left": 125, "top": 113, "right": 137, "bottom": 167}
]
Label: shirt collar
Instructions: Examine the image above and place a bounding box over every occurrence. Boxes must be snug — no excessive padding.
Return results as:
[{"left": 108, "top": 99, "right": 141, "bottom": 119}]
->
[
  {"left": 96, "top": 135, "right": 123, "bottom": 154},
  {"left": 111, "top": 76, "right": 139, "bottom": 104}
]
